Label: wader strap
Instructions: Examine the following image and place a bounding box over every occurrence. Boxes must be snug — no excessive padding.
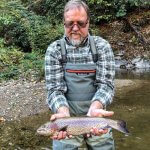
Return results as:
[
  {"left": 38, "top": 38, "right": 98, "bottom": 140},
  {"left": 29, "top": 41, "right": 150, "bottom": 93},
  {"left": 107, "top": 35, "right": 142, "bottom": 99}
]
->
[
  {"left": 89, "top": 36, "right": 98, "bottom": 63},
  {"left": 60, "top": 38, "right": 67, "bottom": 63},
  {"left": 60, "top": 36, "right": 98, "bottom": 63}
]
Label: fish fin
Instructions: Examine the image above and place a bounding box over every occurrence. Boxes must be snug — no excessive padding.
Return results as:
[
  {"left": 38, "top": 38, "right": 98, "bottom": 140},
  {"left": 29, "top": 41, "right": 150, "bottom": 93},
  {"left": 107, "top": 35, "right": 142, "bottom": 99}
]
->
[
  {"left": 118, "top": 120, "right": 129, "bottom": 135},
  {"left": 99, "top": 125, "right": 110, "bottom": 130},
  {"left": 112, "top": 120, "right": 130, "bottom": 135},
  {"left": 58, "top": 125, "right": 68, "bottom": 132}
]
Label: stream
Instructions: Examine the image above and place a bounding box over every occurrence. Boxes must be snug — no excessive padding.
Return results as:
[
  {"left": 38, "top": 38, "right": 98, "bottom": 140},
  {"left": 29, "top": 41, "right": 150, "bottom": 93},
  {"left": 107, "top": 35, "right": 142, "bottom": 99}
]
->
[
  {"left": 110, "top": 69, "right": 150, "bottom": 150},
  {"left": 0, "top": 69, "right": 150, "bottom": 150}
]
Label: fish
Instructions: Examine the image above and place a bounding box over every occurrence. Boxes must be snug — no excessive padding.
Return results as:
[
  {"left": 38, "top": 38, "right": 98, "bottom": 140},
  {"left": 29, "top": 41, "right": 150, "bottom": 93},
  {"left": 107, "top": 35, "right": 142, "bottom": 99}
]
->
[{"left": 37, "top": 117, "right": 129, "bottom": 136}]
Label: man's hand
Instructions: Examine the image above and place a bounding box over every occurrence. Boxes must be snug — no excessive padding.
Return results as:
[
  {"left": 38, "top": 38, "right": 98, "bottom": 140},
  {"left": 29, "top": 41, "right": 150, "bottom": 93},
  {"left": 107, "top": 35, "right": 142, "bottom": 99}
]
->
[
  {"left": 87, "top": 101, "right": 114, "bottom": 137},
  {"left": 50, "top": 106, "right": 71, "bottom": 140}
]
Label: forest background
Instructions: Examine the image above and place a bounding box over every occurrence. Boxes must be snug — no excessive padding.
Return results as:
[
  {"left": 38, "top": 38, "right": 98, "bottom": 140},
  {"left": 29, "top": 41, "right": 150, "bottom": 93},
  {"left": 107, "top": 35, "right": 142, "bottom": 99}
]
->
[{"left": 0, "top": 0, "right": 149, "bottom": 82}]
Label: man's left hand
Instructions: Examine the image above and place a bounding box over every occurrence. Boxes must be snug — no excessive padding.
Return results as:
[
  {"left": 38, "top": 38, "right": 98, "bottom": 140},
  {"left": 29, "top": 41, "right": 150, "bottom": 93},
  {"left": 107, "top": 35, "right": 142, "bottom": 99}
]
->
[{"left": 87, "top": 101, "right": 114, "bottom": 136}]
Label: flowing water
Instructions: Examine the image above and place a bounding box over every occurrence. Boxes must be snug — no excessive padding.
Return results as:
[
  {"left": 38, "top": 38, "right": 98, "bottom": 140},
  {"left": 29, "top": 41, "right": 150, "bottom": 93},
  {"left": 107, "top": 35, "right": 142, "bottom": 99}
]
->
[{"left": 0, "top": 70, "right": 150, "bottom": 150}]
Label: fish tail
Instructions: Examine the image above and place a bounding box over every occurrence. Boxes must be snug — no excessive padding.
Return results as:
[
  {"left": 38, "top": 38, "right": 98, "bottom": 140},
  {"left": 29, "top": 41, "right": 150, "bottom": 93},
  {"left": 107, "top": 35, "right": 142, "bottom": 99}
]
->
[{"left": 109, "top": 120, "right": 129, "bottom": 135}]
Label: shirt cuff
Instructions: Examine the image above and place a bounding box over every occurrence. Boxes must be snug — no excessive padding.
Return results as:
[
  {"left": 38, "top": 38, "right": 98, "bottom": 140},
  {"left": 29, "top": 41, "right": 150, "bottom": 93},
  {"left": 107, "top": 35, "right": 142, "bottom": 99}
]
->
[
  {"left": 91, "top": 85, "right": 114, "bottom": 109},
  {"left": 47, "top": 95, "right": 69, "bottom": 113}
]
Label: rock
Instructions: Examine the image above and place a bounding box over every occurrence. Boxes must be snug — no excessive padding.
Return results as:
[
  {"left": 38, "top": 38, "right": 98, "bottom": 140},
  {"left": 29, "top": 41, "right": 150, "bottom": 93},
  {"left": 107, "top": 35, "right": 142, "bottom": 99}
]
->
[
  {"left": 0, "top": 117, "right": 6, "bottom": 122},
  {"left": 115, "top": 55, "right": 150, "bottom": 69},
  {"left": 132, "top": 57, "right": 150, "bottom": 69}
]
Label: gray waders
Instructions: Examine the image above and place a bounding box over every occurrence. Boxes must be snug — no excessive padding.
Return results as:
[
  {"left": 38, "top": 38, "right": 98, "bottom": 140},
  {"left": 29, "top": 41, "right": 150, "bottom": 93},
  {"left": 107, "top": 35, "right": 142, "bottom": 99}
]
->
[{"left": 53, "top": 36, "right": 115, "bottom": 150}]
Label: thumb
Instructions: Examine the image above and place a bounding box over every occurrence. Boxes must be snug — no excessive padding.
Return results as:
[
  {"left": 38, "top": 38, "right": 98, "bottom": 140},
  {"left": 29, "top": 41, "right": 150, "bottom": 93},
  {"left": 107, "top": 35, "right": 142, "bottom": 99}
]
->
[
  {"left": 50, "top": 114, "right": 56, "bottom": 121},
  {"left": 50, "top": 113, "right": 66, "bottom": 121}
]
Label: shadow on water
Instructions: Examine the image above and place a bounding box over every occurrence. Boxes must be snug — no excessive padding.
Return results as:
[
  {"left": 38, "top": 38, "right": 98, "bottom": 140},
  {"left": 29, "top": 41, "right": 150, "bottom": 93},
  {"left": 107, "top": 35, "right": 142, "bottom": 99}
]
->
[{"left": 0, "top": 69, "right": 150, "bottom": 150}]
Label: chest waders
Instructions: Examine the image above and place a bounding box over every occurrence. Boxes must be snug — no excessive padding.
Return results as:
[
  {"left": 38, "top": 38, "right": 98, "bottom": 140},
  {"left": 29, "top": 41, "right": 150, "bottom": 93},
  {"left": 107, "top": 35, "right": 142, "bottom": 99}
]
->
[
  {"left": 60, "top": 36, "right": 98, "bottom": 116},
  {"left": 52, "top": 37, "right": 115, "bottom": 150}
]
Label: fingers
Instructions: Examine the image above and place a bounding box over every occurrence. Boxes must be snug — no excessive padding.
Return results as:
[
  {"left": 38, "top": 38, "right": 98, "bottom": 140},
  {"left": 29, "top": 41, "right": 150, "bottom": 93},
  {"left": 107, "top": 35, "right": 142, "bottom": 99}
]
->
[
  {"left": 52, "top": 131, "right": 72, "bottom": 140},
  {"left": 100, "top": 110, "right": 114, "bottom": 117},
  {"left": 50, "top": 111, "right": 71, "bottom": 140},
  {"left": 50, "top": 113, "right": 67, "bottom": 121},
  {"left": 88, "top": 109, "right": 114, "bottom": 117},
  {"left": 52, "top": 131, "right": 66, "bottom": 140},
  {"left": 95, "top": 109, "right": 114, "bottom": 117},
  {"left": 58, "top": 131, "right": 67, "bottom": 140},
  {"left": 90, "top": 128, "right": 108, "bottom": 136},
  {"left": 86, "top": 133, "right": 91, "bottom": 138}
]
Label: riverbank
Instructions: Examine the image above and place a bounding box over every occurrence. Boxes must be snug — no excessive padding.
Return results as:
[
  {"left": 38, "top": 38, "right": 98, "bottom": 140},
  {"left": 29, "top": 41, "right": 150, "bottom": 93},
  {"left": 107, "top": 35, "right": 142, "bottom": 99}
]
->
[{"left": 0, "top": 79, "right": 144, "bottom": 121}]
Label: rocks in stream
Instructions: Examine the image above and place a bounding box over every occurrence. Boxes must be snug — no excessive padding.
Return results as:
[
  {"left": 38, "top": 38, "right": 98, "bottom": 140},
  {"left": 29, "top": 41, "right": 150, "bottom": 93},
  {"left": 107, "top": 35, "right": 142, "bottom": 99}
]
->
[
  {"left": 0, "top": 117, "right": 5, "bottom": 123},
  {"left": 115, "top": 51, "right": 150, "bottom": 70}
]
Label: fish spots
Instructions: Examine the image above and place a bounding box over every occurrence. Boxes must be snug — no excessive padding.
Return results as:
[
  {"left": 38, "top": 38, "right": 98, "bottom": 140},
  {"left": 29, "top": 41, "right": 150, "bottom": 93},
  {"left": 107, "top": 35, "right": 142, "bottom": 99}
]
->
[{"left": 51, "top": 123, "right": 59, "bottom": 131}]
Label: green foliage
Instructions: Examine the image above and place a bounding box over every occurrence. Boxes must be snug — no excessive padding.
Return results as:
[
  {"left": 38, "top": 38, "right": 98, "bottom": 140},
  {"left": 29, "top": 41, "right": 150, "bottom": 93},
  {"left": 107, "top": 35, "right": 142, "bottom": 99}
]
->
[
  {"left": 0, "top": 38, "right": 24, "bottom": 81},
  {"left": 0, "top": 38, "right": 24, "bottom": 69},
  {"left": 90, "top": 25, "right": 101, "bottom": 36},
  {"left": 22, "top": 0, "right": 67, "bottom": 23},
  {"left": 87, "top": 0, "right": 114, "bottom": 23},
  {"left": 20, "top": 52, "right": 45, "bottom": 81},
  {"left": 0, "top": 37, "right": 44, "bottom": 82},
  {"left": 87, "top": 0, "right": 150, "bottom": 23},
  {"left": 113, "top": 0, "right": 150, "bottom": 18},
  {"left": 0, "top": 0, "right": 64, "bottom": 53},
  {"left": 0, "top": 65, "right": 20, "bottom": 81}
]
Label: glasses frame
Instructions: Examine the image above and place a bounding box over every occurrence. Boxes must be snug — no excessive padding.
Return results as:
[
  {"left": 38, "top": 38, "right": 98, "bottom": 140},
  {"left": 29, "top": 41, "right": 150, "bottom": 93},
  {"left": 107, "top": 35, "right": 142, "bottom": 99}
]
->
[{"left": 64, "top": 19, "right": 89, "bottom": 29}]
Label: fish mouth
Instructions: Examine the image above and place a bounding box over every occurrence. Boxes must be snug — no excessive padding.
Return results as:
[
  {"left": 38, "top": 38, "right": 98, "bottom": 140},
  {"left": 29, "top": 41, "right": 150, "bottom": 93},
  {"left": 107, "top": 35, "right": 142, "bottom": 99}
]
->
[
  {"left": 37, "top": 128, "right": 47, "bottom": 134},
  {"left": 37, "top": 128, "right": 53, "bottom": 136}
]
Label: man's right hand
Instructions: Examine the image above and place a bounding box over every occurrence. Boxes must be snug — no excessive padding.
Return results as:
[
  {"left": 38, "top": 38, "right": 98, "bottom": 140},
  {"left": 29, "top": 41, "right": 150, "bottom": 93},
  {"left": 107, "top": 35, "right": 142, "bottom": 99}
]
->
[{"left": 50, "top": 106, "right": 71, "bottom": 140}]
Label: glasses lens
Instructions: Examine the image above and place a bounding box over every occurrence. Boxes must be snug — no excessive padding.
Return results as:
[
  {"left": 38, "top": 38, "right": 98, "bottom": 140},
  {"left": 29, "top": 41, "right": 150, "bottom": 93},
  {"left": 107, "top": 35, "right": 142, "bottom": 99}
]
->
[
  {"left": 77, "top": 21, "right": 87, "bottom": 28},
  {"left": 65, "top": 21, "right": 74, "bottom": 28}
]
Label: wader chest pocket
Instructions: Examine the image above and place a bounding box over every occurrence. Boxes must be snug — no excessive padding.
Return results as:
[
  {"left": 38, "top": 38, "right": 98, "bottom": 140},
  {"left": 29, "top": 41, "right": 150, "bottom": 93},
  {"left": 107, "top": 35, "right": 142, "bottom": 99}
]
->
[{"left": 66, "top": 69, "right": 96, "bottom": 75}]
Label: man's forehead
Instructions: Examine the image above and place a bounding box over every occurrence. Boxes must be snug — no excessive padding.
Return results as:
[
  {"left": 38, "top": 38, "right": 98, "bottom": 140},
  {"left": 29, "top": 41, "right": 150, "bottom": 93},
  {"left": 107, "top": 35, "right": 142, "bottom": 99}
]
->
[{"left": 64, "top": 6, "right": 87, "bottom": 19}]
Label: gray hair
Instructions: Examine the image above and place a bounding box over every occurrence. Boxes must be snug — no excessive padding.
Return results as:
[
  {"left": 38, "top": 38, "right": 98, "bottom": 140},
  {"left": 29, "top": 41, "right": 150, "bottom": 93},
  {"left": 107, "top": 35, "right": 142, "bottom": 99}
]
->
[{"left": 63, "top": 0, "right": 90, "bottom": 20}]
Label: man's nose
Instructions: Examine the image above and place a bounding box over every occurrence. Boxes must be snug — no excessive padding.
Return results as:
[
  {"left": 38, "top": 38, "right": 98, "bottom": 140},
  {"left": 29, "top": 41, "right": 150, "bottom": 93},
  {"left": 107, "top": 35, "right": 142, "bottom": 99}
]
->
[{"left": 72, "top": 24, "right": 79, "bottom": 31}]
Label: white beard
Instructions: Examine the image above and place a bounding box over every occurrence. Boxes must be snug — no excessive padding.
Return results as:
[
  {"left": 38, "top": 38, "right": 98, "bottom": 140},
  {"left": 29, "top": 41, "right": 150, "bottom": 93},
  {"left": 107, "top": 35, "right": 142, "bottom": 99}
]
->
[
  {"left": 70, "top": 39, "right": 82, "bottom": 46},
  {"left": 69, "top": 36, "right": 85, "bottom": 47}
]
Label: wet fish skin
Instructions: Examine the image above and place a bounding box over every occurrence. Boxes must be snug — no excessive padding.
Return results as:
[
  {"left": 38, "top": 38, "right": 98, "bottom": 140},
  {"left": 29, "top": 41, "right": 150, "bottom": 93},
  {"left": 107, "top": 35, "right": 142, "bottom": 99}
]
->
[{"left": 37, "top": 117, "right": 129, "bottom": 136}]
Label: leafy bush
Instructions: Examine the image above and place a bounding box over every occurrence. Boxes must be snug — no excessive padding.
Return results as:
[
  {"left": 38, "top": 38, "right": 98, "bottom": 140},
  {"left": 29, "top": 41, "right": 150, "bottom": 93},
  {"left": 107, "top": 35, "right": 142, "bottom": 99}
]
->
[
  {"left": 20, "top": 52, "right": 45, "bottom": 81},
  {"left": 0, "top": 65, "right": 20, "bottom": 81},
  {"left": 0, "top": 0, "right": 64, "bottom": 53},
  {"left": 87, "top": 0, "right": 150, "bottom": 23},
  {"left": 114, "top": 0, "right": 150, "bottom": 17},
  {"left": 0, "top": 38, "right": 24, "bottom": 81},
  {"left": 21, "top": 0, "right": 150, "bottom": 24},
  {"left": 0, "top": 38, "right": 24, "bottom": 70},
  {"left": 0, "top": 38, "right": 44, "bottom": 82},
  {"left": 22, "top": 0, "right": 66, "bottom": 23}
]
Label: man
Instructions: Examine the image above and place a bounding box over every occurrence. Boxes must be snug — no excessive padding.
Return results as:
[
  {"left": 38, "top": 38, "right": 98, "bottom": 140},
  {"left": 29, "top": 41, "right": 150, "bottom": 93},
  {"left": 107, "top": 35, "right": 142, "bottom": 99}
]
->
[{"left": 45, "top": 0, "right": 115, "bottom": 149}]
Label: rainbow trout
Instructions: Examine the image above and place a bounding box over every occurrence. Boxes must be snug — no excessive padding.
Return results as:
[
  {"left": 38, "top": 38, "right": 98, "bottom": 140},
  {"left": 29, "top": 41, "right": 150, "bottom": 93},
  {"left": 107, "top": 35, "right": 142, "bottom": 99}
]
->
[{"left": 37, "top": 117, "right": 129, "bottom": 136}]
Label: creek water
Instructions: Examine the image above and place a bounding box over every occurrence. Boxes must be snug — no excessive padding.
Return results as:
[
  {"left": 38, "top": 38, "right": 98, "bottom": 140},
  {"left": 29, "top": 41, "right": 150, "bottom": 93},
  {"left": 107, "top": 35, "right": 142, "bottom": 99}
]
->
[
  {"left": 110, "top": 70, "right": 150, "bottom": 150},
  {"left": 0, "top": 70, "right": 150, "bottom": 150}
]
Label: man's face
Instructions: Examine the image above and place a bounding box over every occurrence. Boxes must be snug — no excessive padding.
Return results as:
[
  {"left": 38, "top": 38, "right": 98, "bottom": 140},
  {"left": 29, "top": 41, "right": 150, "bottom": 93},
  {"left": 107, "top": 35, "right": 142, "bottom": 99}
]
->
[{"left": 64, "top": 7, "right": 89, "bottom": 46}]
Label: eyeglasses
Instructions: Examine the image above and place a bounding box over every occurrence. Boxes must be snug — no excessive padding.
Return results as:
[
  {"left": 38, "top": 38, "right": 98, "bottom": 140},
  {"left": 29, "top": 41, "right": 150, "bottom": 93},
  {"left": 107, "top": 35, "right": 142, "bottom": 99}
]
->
[{"left": 64, "top": 20, "right": 88, "bottom": 29}]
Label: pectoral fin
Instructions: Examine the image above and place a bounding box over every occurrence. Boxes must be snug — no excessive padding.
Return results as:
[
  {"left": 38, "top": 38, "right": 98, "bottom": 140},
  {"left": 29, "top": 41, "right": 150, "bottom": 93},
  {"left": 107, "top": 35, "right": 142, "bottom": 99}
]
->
[{"left": 59, "top": 125, "right": 68, "bottom": 132}]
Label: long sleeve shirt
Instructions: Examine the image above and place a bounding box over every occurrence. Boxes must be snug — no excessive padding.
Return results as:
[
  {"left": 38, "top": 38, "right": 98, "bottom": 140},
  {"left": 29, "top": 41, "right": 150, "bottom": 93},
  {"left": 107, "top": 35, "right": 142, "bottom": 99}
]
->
[{"left": 45, "top": 35, "right": 115, "bottom": 113}]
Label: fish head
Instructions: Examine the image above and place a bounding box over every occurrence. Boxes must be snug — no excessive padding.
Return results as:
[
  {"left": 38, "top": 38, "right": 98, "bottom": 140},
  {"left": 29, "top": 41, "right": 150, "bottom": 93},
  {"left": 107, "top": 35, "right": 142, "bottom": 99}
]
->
[{"left": 37, "top": 122, "right": 58, "bottom": 136}]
